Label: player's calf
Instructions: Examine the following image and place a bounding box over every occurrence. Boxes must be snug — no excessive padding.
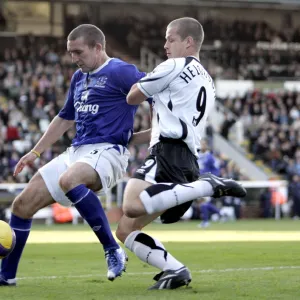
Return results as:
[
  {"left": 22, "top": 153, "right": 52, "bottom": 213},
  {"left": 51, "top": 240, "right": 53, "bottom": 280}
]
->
[
  {"left": 0, "top": 173, "right": 54, "bottom": 286},
  {"left": 122, "top": 200, "right": 146, "bottom": 218}
]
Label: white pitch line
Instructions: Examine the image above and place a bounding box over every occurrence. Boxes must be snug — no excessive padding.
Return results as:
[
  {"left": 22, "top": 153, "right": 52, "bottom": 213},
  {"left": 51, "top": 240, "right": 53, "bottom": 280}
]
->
[{"left": 17, "top": 266, "right": 300, "bottom": 281}]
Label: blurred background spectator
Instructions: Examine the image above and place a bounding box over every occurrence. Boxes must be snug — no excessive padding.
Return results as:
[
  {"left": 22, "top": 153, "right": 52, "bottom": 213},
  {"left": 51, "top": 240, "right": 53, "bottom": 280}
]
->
[
  {"left": 221, "top": 90, "right": 300, "bottom": 180},
  {"left": 0, "top": 34, "right": 245, "bottom": 183},
  {"left": 0, "top": 0, "right": 299, "bottom": 220}
]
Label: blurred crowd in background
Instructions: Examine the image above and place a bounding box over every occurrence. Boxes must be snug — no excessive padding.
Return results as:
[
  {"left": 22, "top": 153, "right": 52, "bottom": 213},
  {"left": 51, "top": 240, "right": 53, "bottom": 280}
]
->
[
  {"left": 0, "top": 35, "right": 73, "bottom": 183},
  {"left": 0, "top": 33, "right": 248, "bottom": 185},
  {"left": 0, "top": 12, "right": 299, "bottom": 219},
  {"left": 221, "top": 90, "right": 300, "bottom": 181},
  {"left": 103, "top": 17, "right": 300, "bottom": 80}
]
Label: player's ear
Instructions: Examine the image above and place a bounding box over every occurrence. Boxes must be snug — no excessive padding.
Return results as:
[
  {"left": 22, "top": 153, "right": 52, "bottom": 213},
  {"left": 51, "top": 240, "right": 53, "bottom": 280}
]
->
[
  {"left": 95, "top": 42, "right": 103, "bottom": 52},
  {"left": 186, "top": 36, "right": 194, "bottom": 48}
]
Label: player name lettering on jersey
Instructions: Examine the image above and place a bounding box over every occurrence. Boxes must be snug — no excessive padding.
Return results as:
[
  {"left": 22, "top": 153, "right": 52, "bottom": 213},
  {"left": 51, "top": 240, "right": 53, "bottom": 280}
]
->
[
  {"left": 180, "top": 64, "right": 211, "bottom": 84},
  {"left": 180, "top": 65, "right": 201, "bottom": 83}
]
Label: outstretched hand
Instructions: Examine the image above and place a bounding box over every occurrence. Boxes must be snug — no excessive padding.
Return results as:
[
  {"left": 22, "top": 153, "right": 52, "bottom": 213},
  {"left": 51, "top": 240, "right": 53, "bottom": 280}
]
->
[{"left": 14, "top": 152, "right": 39, "bottom": 177}]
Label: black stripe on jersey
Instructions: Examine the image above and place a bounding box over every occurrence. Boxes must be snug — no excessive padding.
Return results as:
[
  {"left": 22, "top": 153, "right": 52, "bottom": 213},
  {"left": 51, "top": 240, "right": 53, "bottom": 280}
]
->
[
  {"left": 184, "top": 56, "right": 194, "bottom": 67},
  {"left": 139, "top": 76, "right": 163, "bottom": 83},
  {"left": 138, "top": 59, "right": 177, "bottom": 84},
  {"left": 179, "top": 119, "right": 188, "bottom": 139},
  {"left": 186, "top": 56, "right": 201, "bottom": 64},
  {"left": 157, "top": 113, "right": 160, "bottom": 123},
  {"left": 167, "top": 86, "right": 173, "bottom": 111}
]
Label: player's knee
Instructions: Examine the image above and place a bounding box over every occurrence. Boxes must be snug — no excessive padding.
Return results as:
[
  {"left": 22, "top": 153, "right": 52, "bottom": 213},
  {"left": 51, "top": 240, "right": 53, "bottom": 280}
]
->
[
  {"left": 58, "top": 172, "right": 73, "bottom": 192},
  {"left": 122, "top": 194, "right": 139, "bottom": 218},
  {"left": 122, "top": 203, "right": 137, "bottom": 218},
  {"left": 12, "top": 193, "right": 35, "bottom": 219}
]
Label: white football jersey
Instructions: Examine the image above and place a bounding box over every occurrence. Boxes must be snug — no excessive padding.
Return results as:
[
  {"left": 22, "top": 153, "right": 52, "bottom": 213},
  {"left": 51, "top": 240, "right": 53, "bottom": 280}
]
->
[{"left": 137, "top": 56, "right": 216, "bottom": 156}]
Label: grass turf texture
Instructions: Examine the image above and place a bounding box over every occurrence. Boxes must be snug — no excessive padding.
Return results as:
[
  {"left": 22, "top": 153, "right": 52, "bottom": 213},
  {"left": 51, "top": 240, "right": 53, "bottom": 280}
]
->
[{"left": 1, "top": 220, "right": 299, "bottom": 300}]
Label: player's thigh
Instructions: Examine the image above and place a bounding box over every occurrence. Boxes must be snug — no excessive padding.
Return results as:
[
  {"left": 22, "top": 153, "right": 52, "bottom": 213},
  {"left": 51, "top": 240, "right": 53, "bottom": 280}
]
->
[
  {"left": 12, "top": 172, "right": 55, "bottom": 219},
  {"left": 39, "top": 152, "right": 73, "bottom": 207},
  {"left": 58, "top": 162, "right": 102, "bottom": 193},
  {"left": 122, "top": 178, "right": 153, "bottom": 212},
  {"left": 123, "top": 154, "right": 158, "bottom": 208},
  {"left": 75, "top": 144, "right": 130, "bottom": 193},
  {"left": 116, "top": 212, "right": 162, "bottom": 243}
]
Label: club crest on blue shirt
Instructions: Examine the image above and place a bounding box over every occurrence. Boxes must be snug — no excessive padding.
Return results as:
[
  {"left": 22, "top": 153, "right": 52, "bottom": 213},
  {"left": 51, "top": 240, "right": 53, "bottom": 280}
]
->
[
  {"left": 81, "top": 90, "right": 89, "bottom": 102},
  {"left": 94, "top": 76, "right": 108, "bottom": 88}
]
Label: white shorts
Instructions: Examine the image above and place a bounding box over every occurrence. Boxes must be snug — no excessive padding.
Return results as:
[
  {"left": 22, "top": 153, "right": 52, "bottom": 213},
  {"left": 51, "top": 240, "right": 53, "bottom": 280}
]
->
[{"left": 39, "top": 143, "right": 130, "bottom": 207}]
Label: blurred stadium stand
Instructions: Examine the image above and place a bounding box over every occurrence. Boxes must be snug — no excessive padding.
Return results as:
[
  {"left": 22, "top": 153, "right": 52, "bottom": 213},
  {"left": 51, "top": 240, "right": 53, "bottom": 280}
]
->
[{"left": 0, "top": 0, "right": 299, "bottom": 220}]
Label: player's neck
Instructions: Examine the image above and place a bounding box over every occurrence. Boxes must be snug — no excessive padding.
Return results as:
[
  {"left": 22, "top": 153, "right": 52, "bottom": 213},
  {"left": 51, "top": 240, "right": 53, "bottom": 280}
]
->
[
  {"left": 94, "top": 53, "right": 110, "bottom": 70},
  {"left": 189, "top": 54, "right": 199, "bottom": 60},
  {"left": 185, "top": 51, "right": 199, "bottom": 60}
]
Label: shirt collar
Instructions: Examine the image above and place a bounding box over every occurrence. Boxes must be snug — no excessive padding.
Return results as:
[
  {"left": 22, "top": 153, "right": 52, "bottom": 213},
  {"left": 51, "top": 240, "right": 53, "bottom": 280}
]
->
[{"left": 89, "top": 58, "right": 114, "bottom": 75}]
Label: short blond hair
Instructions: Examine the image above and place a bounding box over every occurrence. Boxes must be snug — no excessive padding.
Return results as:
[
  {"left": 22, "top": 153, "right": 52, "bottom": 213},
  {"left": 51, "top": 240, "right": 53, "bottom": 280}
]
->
[{"left": 168, "top": 17, "right": 204, "bottom": 51}]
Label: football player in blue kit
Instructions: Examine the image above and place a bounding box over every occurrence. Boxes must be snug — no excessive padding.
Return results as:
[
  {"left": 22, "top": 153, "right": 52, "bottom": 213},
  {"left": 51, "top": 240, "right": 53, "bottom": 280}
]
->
[{"left": 0, "top": 24, "right": 150, "bottom": 286}]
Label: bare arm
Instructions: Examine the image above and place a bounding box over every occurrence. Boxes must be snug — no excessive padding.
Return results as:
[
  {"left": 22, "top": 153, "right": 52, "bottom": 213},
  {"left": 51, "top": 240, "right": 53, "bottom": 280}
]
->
[
  {"left": 32, "top": 116, "right": 74, "bottom": 154},
  {"left": 130, "top": 129, "right": 152, "bottom": 145},
  {"left": 127, "top": 83, "right": 148, "bottom": 105},
  {"left": 130, "top": 102, "right": 153, "bottom": 145},
  {"left": 14, "top": 116, "right": 74, "bottom": 176}
]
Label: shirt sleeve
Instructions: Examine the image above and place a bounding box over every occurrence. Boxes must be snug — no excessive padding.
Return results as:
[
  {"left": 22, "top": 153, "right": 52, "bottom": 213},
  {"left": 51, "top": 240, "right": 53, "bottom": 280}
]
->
[
  {"left": 58, "top": 72, "right": 78, "bottom": 120},
  {"left": 137, "top": 59, "right": 179, "bottom": 97},
  {"left": 115, "top": 63, "right": 146, "bottom": 94}
]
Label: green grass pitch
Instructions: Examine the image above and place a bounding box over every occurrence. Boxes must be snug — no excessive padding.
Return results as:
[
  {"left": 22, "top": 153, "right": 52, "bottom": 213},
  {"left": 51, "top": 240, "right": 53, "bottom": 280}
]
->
[{"left": 1, "top": 220, "right": 300, "bottom": 300}]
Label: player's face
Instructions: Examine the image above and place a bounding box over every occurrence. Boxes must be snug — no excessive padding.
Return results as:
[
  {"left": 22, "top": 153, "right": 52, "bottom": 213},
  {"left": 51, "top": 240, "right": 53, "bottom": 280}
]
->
[
  {"left": 67, "top": 37, "right": 100, "bottom": 73},
  {"left": 164, "top": 26, "right": 187, "bottom": 58}
]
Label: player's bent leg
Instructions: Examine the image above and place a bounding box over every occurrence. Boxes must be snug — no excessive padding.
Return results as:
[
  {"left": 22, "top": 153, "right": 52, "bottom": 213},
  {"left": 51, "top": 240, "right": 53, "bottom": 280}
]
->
[
  {"left": 1, "top": 172, "right": 55, "bottom": 286},
  {"left": 12, "top": 172, "right": 55, "bottom": 219},
  {"left": 59, "top": 162, "right": 101, "bottom": 192},
  {"left": 59, "top": 162, "right": 126, "bottom": 281},
  {"left": 138, "top": 174, "right": 247, "bottom": 216},
  {"left": 116, "top": 212, "right": 161, "bottom": 243},
  {"left": 122, "top": 178, "right": 153, "bottom": 218},
  {"left": 116, "top": 214, "right": 191, "bottom": 290}
]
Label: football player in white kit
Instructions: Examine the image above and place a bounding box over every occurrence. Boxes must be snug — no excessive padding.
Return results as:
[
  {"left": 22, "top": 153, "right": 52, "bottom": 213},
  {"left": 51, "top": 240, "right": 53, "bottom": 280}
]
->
[{"left": 116, "top": 17, "right": 246, "bottom": 290}]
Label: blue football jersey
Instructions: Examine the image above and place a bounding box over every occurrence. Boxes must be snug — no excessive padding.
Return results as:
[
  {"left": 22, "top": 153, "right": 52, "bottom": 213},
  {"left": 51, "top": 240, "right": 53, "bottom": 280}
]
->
[
  {"left": 59, "top": 58, "right": 146, "bottom": 146},
  {"left": 198, "top": 151, "right": 221, "bottom": 176}
]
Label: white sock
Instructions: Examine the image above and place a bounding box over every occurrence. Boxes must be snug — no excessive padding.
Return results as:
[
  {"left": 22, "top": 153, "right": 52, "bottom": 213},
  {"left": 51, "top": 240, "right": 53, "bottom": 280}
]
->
[
  {"left": 140, "top": 181, "right": 213, "bottom": 214},
  {"left": 124, "top": 230, "right": 184, "bottom": 271}
]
